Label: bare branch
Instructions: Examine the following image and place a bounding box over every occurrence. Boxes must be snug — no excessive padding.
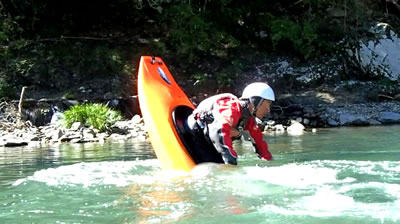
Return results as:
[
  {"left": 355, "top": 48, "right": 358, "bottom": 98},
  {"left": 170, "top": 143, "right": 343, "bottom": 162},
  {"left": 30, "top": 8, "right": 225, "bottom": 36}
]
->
[{"left": 386, "top": 0, "right": 400, "bottom": 11}]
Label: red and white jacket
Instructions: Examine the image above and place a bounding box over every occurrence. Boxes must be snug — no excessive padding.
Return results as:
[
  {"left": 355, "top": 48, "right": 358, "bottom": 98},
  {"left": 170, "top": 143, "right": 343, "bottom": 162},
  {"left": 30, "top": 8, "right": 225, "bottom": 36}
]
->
[{"left": 193, "top": 94, "right": 272, "bottom": 162}]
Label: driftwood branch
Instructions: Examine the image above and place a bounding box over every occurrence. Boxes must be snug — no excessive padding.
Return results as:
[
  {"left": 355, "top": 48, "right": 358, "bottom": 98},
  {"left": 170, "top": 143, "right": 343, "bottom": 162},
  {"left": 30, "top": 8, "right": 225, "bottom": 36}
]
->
[
  {"left": 291, "top": 0, "right": 304, "bottom": 7},
  {"left": 17, "top": 36, "right": 115, "bottom": 48},
  {"left": 28, "top": 36, "right": 112, "bottom": 44},
  {"left": 386, "top": 0, "right": 400, "bottom": 12},
  {"left": 42, "top": 36, "right": 112, "bottom": 41},
  {"left": 0, "top": 100, "right": 32, "bottom": 131},
  {"left": 378, "top": 94, "right": 395, "bottom": 100},
  {"left": 18, "top": 86, "right": 27, "bottom": 124}
]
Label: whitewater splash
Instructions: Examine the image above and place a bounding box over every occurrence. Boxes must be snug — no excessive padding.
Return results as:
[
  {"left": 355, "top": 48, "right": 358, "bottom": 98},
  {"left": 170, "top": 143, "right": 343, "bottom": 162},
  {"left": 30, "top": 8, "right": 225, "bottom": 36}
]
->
[
  {"left": 242, "top": 160, "right": 400, "bottom": 222},
  {"left": 11, "top": 159, "right": 400, "bottom": 223},
  {"left": 13, "top": 160, "right": 161, "bottom": 187}
]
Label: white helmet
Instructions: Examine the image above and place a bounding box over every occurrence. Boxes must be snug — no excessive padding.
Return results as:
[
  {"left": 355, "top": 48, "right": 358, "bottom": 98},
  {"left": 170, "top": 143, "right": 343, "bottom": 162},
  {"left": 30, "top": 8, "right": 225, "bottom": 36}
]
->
[{"left": 241, "top": 82, "right": 275, "bottom": 101}]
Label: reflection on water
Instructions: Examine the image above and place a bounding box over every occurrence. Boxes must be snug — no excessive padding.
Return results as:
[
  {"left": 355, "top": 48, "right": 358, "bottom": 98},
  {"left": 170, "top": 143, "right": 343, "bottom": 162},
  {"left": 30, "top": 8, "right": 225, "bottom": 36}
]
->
[
  {"left": 267, "top": 126, "right": 400, "bottom": 162},
  {"left": 129, "top": 178, "right": 192, "bottom": 223},
  {"left": 1, "top": 126, "right": 400, "bottom": 224},
  {"left": 0, "top": 140, "right": 155, "bottom": 187}
]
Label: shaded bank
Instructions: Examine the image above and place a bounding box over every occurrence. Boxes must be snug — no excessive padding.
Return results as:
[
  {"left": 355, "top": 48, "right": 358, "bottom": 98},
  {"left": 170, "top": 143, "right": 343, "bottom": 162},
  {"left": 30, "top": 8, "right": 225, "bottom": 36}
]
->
[{"left": 1, "top": 97, "right": 400, "bottom": 147}]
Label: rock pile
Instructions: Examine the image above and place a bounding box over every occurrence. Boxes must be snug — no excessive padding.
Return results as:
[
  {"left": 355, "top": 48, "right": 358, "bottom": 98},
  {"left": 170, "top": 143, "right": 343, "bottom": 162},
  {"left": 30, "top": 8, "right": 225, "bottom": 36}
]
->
[
  {"left": 285, "top": 102, "right": 400, "bottom": 127},
  {"left": 3, "top": 101, "right": 400, "bottom": 148},
  {"left": 0, "top": 115, "right": 148, "bottom": 147}
]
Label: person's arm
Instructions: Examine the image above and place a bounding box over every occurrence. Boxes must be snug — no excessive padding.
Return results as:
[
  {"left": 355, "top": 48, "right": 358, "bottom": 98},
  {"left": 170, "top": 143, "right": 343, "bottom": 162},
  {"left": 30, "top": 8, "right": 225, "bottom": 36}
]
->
[
  {"left": 208, "top": 106, "right": 241, "bottom": 165},
  {"left": 246, "top": 118, "right": 273, "bottom": 160}
]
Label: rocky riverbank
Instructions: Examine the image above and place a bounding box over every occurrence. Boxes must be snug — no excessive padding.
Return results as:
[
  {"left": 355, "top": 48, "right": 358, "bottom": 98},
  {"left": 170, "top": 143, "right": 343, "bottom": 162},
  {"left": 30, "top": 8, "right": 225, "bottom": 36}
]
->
[
  {"left": 1, "top": 99, "right": 400, "bottom": 147},
  {"left": 0, "top": 114, "right": 148, "bottom": 147},
  {"left": 269, "top": 102, "right": 400, "bottom": 128}
]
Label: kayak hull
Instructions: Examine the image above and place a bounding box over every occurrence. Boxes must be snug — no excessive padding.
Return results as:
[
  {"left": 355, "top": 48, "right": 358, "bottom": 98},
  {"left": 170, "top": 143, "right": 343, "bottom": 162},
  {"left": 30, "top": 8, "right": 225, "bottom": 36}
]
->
[
  {"left": 137, "top": 56, "right": 195, "bottom": 171},
  {"left": 137, "top": 56, "right": 223, "bottom": 171}
]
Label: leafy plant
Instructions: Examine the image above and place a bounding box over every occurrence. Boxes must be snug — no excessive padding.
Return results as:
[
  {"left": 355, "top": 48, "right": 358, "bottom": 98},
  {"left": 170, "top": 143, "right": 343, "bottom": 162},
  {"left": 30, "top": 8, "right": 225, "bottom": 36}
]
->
[
  {"left": 63, "top": 103, "right": 122, "bottom": 132},
  {"left": 162, "top": 3, "right": 239, "bottom": 61},
  {"left": 0, "top": 78, "right": 14, "bottom": 98},
  {"left": 191, "top": 72, "right": 210, "bottom": 86},
  {"left": 62, "top": 90, "right": 76, "bottom": 99},
  {"left": 0, "top": 0, "right": 397, "bottom": 95},
  {"left": 269, "top": 17, "right": 319, "bottom": 59},
  {"left": 216, "top": 59, "right": 244, "bottom": 88}
]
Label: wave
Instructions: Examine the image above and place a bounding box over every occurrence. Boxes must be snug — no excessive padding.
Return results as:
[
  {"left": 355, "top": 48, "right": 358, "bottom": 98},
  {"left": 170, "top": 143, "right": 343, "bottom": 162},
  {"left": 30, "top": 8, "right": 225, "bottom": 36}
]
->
[
  {"left": 10, "top": 159, "right": 400, "bottom": 223},
  {"left": 12, "top": 159, "right": 161, "bottom": 187}
]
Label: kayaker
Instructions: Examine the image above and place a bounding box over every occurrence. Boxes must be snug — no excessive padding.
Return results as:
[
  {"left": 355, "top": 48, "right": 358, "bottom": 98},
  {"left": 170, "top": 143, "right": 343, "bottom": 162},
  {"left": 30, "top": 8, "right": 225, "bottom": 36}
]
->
[{"left": 185, "top": 82, "right": 275, "bottom": 165}]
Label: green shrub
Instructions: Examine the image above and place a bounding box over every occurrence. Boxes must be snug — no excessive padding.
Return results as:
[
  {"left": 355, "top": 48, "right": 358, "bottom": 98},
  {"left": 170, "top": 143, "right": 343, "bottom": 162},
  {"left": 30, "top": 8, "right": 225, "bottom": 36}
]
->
[
  {"left": 63, "top": 103, "right": 122, "bottom": 132},
  {"left": 0, "top": 79, "right": 14, "bottom": 99},
  {"left": 270, "top": 17, "right": 319, "bottom": 59},
  {"left": 162, "top": 3, "right": 239, "bottom": 62},
  {"left": 215, "top": 59, "right": 244, "bottom": 88}
]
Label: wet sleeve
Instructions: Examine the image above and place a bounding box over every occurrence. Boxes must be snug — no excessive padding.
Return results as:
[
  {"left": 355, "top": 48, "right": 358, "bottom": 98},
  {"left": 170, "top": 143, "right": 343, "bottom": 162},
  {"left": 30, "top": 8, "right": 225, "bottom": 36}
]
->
[
  {"left": 208, "top": 106, "right": 241, "bottom": 165},
  {"left": 220, "top": 108, "right": 238, "bottom": 154},
  {"left": 246, "top": 118, "right": 273, "bottom": 160}
]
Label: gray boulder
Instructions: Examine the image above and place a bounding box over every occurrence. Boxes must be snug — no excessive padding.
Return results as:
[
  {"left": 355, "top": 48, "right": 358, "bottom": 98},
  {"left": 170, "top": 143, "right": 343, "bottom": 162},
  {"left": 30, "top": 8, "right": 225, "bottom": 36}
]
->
[
  {"left": 339, "top": 113, "right": 369, "bottom": 126},
  {"left": 350, "top": 23, "right": 400, "bottom": 81},
  {"left": 377, "top": 112, "right": 400, "bottom": 124}
]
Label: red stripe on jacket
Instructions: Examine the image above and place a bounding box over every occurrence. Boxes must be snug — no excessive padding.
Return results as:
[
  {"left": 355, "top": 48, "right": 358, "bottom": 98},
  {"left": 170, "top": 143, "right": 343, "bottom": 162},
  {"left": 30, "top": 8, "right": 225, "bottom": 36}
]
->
[{"left": 211, "top": 96, "right": 272, "bottom": 160}]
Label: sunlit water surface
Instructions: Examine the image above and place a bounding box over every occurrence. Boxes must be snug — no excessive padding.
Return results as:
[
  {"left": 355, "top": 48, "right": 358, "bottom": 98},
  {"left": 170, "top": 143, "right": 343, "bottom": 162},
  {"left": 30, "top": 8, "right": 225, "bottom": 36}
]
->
[{"left": 1, "top": 126, "right": 400, "bottom": 224}]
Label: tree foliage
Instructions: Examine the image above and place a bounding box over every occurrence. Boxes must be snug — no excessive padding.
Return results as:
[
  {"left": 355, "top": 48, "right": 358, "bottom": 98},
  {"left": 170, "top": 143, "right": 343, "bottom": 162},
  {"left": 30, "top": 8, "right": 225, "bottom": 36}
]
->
[{"left": 0, "top": 0, "right": 398, "bottom": 96}]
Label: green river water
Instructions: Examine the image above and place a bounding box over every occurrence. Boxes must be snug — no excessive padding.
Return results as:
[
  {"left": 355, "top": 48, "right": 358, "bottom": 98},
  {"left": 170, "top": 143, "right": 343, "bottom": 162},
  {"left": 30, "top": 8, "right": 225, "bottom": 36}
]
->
[{"left": 1, "top": 125, "right": 400, "bottom": 224}]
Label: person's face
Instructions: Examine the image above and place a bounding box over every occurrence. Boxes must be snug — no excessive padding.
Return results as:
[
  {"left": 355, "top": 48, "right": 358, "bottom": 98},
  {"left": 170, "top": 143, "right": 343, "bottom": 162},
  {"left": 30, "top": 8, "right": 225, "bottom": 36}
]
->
[{"left": 255, "top": 100, "right": 272, "bottom": 119}]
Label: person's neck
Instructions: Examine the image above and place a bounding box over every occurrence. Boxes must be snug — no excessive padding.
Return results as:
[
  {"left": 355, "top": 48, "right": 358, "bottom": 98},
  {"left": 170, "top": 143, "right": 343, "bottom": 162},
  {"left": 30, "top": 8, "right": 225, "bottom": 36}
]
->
[
  {"left": 240, "top": 99, "right": 255, "bottom": 115},
  {"left": 249, "top": 103, "right": 254, "bottom": 114}
]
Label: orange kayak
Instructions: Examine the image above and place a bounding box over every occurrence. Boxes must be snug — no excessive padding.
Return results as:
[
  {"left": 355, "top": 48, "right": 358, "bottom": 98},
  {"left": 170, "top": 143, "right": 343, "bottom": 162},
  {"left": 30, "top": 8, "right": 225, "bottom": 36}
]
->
[{"left": 137, "top": 56, "right": 222, "bottom": 171}]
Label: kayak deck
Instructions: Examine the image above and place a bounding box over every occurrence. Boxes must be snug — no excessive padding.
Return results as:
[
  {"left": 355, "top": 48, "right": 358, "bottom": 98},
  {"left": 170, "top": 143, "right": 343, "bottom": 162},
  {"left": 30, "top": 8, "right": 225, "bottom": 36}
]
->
[{"left": 172, "top": 105, "right": 224, "bottom": 164}]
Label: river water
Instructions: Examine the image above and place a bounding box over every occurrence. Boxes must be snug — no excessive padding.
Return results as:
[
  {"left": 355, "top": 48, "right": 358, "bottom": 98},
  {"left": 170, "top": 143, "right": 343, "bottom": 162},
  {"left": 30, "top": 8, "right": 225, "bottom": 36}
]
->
[{"left": 1, "top": 126, "right": 400, "bottom": 224}]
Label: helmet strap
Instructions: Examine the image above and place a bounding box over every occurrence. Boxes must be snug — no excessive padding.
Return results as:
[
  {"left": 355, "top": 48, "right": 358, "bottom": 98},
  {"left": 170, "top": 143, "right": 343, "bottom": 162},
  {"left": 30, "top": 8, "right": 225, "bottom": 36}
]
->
[
  {"left": 255, "top": 99, "right": 264, "bottom": 110},
  {"left": 249, "top": 97, "right": 264, "bottom": 116},
  {"left": 237, "top": 100, "right": 252, "bottom": 131}
]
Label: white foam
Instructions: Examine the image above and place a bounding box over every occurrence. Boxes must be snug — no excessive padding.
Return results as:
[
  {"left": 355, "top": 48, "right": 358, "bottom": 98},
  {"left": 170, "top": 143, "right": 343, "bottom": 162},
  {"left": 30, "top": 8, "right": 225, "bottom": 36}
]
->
[
  {"left": 261, "top": 189, "right": 400, "bottom": 222},
  {"left": 13, "top": 160, "right": 161, "bottom": 187},
  {"left": 250, "top": 160, "right": 400, "bottom": 222},
  {"left": 294, "top": 188, "right": 355, "bottom": 216},
  {"left": 12, "top": 158, "right": 400, "bottom": 222},
  {"left": 243, "top": 163, "right": 355, "bottom": 188}
]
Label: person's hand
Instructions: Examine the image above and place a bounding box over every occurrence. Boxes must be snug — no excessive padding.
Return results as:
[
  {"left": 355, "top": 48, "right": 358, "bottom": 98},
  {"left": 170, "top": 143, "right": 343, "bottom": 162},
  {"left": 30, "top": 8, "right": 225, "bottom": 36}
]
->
[
  {"left": 255, "top": 117, "right": 265, "bottom": 131},
  {"left": 230, "top": 128, "right": 241, "bottom": 138},
  {"left": 259, "top": 155, "right": 273, "bottom": 161}
]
